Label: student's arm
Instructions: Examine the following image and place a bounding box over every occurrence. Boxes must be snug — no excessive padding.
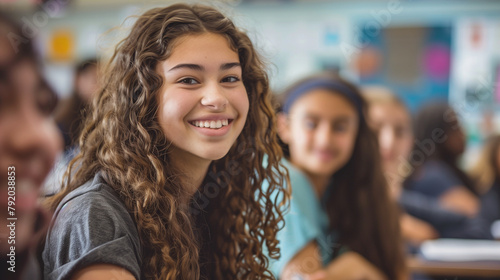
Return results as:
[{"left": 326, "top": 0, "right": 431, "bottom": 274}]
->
[
  {"left": 281, "top": 241, "right": 323, "bottom": 279},
  {"left": 321, "top": 252, "right": 387, "bottom": 280},
  {"left": 72, "top": 264, "right": 136, "bottom": 280},
  {"left": 400, "top": 213, "right": 439, "bottom": 244},
  {"left": 439, "top": 187, "right": 479, "bottom": 217},
  {"left": 281, "top": 241, "right": 387, "bottom": 280}
]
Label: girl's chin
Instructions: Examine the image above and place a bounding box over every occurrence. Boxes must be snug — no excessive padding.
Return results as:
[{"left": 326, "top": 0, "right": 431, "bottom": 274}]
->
[
  {"left": 196, "top": 146, "right": 232, "bottom": 161},
  {"left": 201, "top": 152, "right": 230, "bottom": 161}
]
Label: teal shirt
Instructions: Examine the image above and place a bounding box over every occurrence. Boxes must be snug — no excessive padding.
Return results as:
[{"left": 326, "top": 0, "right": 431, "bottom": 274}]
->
[{"left": 266, "top": 159, "right": 339, "bottom": 278}]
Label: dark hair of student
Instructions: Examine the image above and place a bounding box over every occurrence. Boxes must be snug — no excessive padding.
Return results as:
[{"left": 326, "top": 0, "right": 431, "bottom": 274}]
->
[{"left": 410, "top": 101, "right": 477, "bottom": 195}]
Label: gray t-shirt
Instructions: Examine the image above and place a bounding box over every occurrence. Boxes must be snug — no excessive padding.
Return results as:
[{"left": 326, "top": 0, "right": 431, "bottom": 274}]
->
[{"left": 42, "top": 173, "right": 142, "bottom": 280}]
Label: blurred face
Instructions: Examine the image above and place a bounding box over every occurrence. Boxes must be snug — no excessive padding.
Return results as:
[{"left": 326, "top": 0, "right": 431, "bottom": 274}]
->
[
  {"left": 0, "top": 59, "right": 62, "bottom": 253},
  {"left": 157, "top": 33, "right": 249, "bottom": 169},
  {"left": 0, "top": 24, "right": 16, "bottom": 66},
  {"left": 279, "top": 89, "right": 359, "bottom": 177},
  {"left": 368, "top": 102, "right": 413, "bottom": 174},
  {"left": 76, "top": 65, "right": 98, "bottom": 103},
  {"left": 444, "top": 112, "right": 466, "bottom": 157}
]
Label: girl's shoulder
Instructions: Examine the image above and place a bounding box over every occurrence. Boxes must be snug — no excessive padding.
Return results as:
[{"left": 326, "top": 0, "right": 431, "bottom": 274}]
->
[
  {"left": 43, "top": 172, "right": 142, "bottom": 280},
  {"left": 281, "top": 159, "right": 316, "bottom": 196},
  {"left": 408, "top": 160, "right": 463, "bottom": 197},
  {"left": 280, "top": 159, "right": 325, "bottom": 218},
  {"left": 262, "top": 158, "right": 321, "bottom": 213},
  {"left": 55, "top": 172, "right": 125, "bottom": 214}
]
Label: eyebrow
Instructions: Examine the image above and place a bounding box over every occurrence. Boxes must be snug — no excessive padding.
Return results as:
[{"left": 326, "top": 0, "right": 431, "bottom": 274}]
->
[
  {"left": 168, "top": 62, "right": 241, "bottom": 72},
  {"left": 220, "top": 62, "right": 241, "bottom": 71}
]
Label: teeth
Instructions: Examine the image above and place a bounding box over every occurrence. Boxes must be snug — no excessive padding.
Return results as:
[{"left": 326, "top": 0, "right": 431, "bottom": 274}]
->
[{"left": 191, "top": 119, "right": 230, "bottom": 129}]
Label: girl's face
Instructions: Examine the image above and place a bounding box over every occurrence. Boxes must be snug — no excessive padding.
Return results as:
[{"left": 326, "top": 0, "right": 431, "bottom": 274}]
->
[
  {"left": 157, "top": 33, "right": 249, "bottom": 167},
  {"left": 76, "top": 65, "right": 98, "bottom": 103},
  {"left": 368, "top": 102, "right": 413, "bottom": 175},
  {"left": 0, "top": 59, "right": 62, "bottom": 253},
  {"left": 279, "top": 89, "right": 358, "bottom": 177}
]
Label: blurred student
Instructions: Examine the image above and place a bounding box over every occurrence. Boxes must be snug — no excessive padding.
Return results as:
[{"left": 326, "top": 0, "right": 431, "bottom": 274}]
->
[
  {"left": 470, "top": 135, "right": 500, "bottom": 237},
  {"left": 55, "top": 58, "right": 99, "bottom": 153},
  {"left": 0, "top": 12, "right": 62, "bottom": 280},
  {"left": 43, "top": 59, "right": 99, "bottom": 195},
  {"left": 364, "top": 88, "right": 491, "bottom": 243},
  {"left": 405, "top": 102, "right": 480, "bottom": 217},
  {"left": 364, "top": 88, "right": 438, "bottom": 244},
  {"left": 270, "top": 74, "right": 406, "bottom": 280},
  {"left": 42, "top": 4, "right": 289, "bottom": 279}
]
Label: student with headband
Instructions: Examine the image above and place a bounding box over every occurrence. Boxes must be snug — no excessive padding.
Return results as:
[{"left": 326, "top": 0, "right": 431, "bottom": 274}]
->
[{"left": 267, "top": 73, "right": 407, "bottom": 280}]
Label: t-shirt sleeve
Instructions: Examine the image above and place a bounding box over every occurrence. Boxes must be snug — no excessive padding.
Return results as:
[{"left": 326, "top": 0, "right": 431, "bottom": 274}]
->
[
  {"left": 408, "top": 161, "right": 463, "bottom": 198},
  {"left": 43, "top": 187, "right": 141, "bottom": 280},
  {"left": 269, "top": 167, "right": 324, "bottom": 278}
]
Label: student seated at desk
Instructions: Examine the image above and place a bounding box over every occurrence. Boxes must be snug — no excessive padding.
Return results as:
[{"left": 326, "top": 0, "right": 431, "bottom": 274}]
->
[
  {"left": 268, "top": 74, "right": 407, "bottom": 280},
  {"left": 405, "top": 102, "right": 480, "bottom": 217},
  {"left": 364, "top": 88, "right": 492, "bottom": 242},
  {"left": 470, "top": 135, "right": 500, "bottom": 238}
]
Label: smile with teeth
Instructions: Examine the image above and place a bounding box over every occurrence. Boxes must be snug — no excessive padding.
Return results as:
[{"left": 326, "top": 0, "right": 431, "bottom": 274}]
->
[{"left": 190, "top": 119, "right": 230, "bottom": 129}]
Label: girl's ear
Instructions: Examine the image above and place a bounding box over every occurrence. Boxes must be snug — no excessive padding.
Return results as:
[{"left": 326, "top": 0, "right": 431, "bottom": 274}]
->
[{"left": 277, "top": 112, "right": 291, "bottom": 144}]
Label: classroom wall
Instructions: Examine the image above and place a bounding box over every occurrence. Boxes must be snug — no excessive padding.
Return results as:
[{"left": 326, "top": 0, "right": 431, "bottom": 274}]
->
[{"left": 12, "top": 0, "right": 500, "bottom": 166}]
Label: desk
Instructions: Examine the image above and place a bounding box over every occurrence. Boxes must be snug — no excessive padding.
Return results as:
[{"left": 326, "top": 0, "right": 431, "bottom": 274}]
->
[{"left": 408, "top": 256, "right": 500, "bottom": 278}]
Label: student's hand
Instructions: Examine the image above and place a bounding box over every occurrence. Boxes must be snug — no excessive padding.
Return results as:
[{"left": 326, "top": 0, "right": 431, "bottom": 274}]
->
[
  {"left": 281, "top": 242, "right": 386, "bottom": 280},
  {"left": 322, "top": 252, "right": 388, "bottom": 280},
  {"left": 440, "top": 187, "right": 479, "bottom": 217},
  {"left": 400, "top": 213, "right": 439, "bottom": 244}
]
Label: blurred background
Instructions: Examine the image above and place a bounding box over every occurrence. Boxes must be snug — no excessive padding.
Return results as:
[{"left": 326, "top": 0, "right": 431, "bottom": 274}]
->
[{"left": 2, "top": 0, "right": 500, "bottom": 165}]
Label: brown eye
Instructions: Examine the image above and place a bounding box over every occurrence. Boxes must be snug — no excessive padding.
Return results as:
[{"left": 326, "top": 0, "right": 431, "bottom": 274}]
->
[
  {"left": 304, "top": 119, "right": 317, "bottom": 130},
  {"left": 0, "top": 84, "right": 16, "bottom": 112},
  {"left": 221, "top": 76, "right": 240, "bottom": 83},
  {"left": 178, "top": 77, "right": 199, "bottom": 85},
  {"left": 36, "top": 82, "right": 58, "bottom": 115}
]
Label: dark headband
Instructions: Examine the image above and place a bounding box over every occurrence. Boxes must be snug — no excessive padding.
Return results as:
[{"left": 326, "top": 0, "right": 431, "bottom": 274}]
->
[{"left": 282, "top": 78, "right": 363, "bottom": 116}]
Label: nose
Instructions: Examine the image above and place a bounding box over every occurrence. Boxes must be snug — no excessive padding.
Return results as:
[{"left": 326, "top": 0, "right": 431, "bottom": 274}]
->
[
  {"left": 315, "top": 122, "right": 334, "bottom": 148},
  {"left": 3, "top": 103, "right": 62, "bottom": 180},
  {"left": 379, "top": 126, "right": 395, "bottom": 157},
  {"left": 200, "top": 82, "right": 228, "bottom": 111}
]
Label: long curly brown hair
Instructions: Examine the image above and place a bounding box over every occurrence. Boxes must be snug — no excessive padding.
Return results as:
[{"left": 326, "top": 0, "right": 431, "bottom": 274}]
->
[{"left": 45, "top": 4, "right": 289, "bottom": 279}]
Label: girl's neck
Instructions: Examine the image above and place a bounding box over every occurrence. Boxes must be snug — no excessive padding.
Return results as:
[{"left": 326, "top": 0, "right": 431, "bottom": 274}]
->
[
  {"left": 302, "top": 170, "right": 331, "bottom": 199},
  {"left": 384, "top": 167, "right": 404, "bottom": 199},
  {"left": 169, "top": 149, "right": 211, "bottom": 197}
]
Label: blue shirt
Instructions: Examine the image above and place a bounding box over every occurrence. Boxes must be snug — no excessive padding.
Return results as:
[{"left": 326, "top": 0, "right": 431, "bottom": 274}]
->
[
  {"left": 265, "top": 159, "right": 338, "bottom": 278},
  {"left": 406, "top": 160, "right": 463, "bottom": 198}
]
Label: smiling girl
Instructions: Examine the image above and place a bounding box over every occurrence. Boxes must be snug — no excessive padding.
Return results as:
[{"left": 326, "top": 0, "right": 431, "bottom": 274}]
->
[
  {"left": 42, "top": 4, "right": 288, "bottom": 280},
  {"left": 0, "top": 12, "right": 61, "bottom": 280},
  {"left": 270, "top": 73, "right": 406, "bottom": 280}
]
